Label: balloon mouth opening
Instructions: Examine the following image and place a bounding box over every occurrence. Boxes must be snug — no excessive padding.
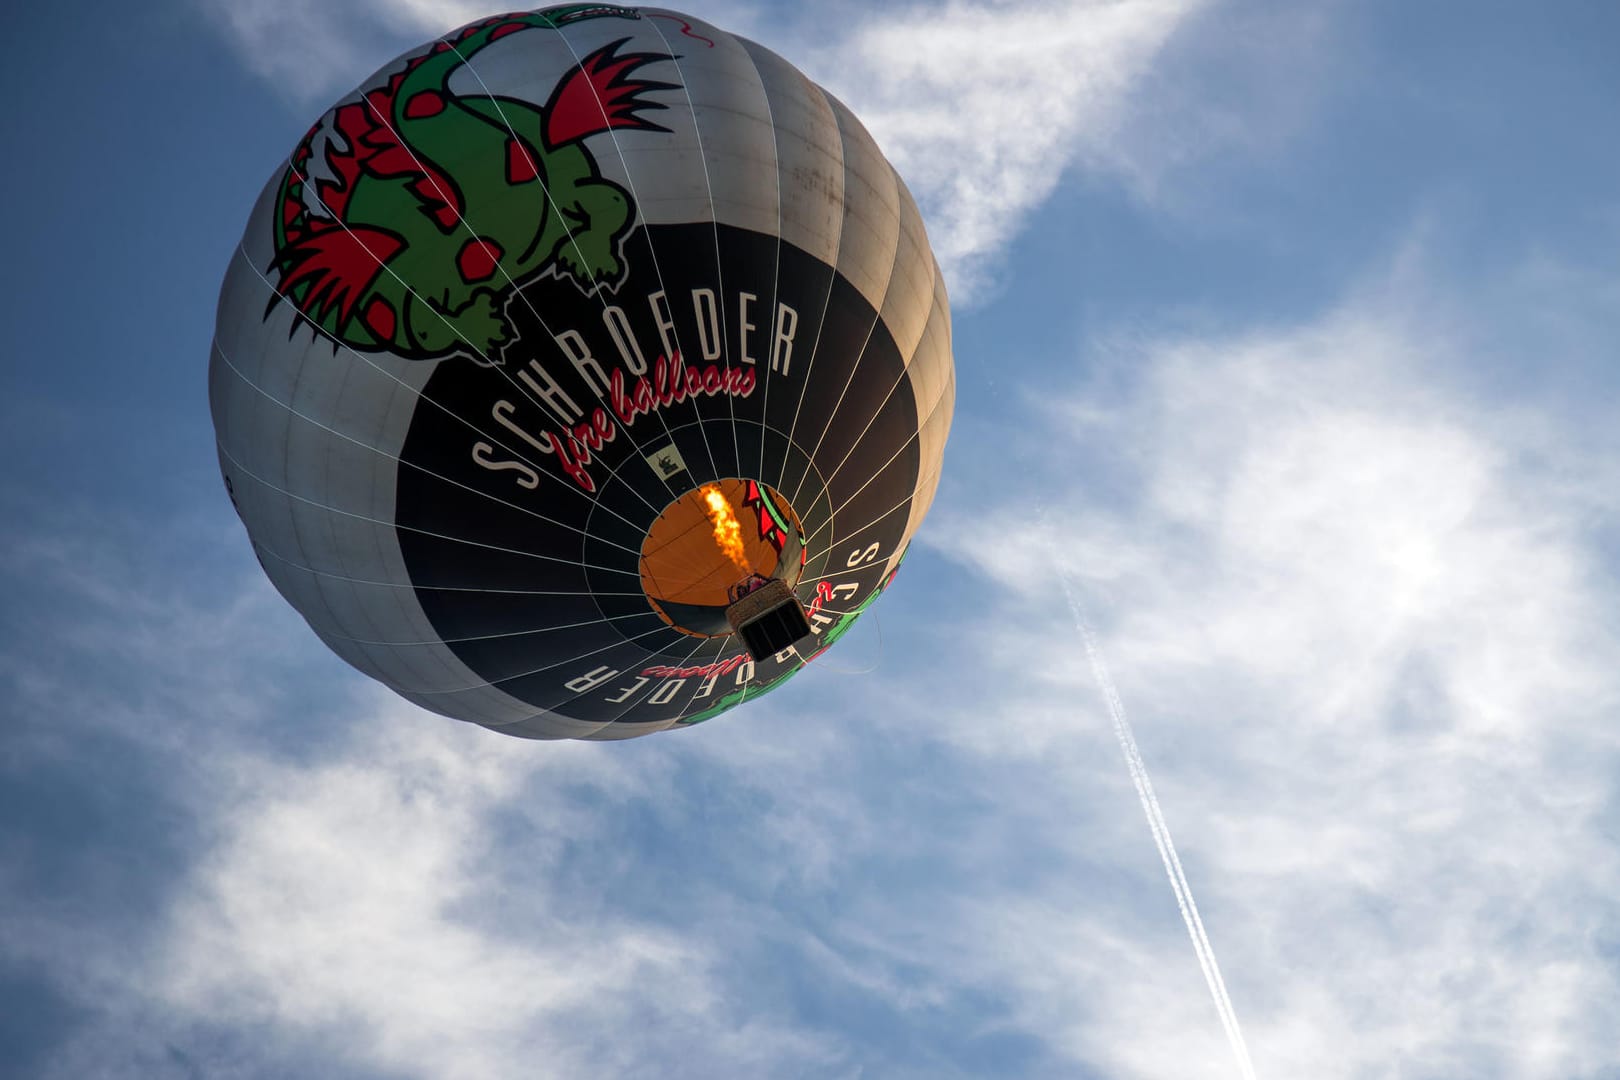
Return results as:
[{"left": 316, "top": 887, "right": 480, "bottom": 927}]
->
[{"left": 638, "top": 479, "right": 806, "bottom": 637}]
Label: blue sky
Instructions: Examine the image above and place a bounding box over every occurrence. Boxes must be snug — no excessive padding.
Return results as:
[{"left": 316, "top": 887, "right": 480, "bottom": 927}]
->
[{"left": 5, "top": 1, "right": 1620, "bottom": 1077}]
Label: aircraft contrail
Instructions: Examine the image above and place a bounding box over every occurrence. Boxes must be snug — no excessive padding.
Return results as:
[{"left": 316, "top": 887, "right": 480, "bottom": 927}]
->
[{"left": 1051, "top": 559, "right": 1259, "bottom": 1080}]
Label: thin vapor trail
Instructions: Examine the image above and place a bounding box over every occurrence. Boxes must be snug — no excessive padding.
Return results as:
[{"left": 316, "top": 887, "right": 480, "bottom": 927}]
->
[{"left": 1051, "top": 557, "right": 1259, "bottom": 1080}]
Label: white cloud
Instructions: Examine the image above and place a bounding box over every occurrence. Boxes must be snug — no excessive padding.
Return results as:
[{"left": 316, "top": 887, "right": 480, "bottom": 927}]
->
[
  {"left": 193, "top": 0, "right": 484, "bottom": 102},
  {"left": 7, "top": 687, "right": 828, "bottom": 1077},
  {"left": 154, "top": 711, "right": 722, "bottom": 1080},
  {"left": 917, "top": 284, "right": 1620, "bottom": 1077},
  {"left": 798, "top": 0, "right": 1208, "bottom": 298}
]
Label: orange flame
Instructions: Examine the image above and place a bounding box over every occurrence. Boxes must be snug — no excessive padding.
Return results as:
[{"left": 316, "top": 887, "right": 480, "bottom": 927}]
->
[{"left": 699, "top": 484, "right": 750, "bottom": 576}]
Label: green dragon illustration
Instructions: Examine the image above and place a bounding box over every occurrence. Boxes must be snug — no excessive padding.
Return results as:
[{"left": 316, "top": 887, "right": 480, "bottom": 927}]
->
[{"left": 267, "top": 6, "right": 677, "bottom": 362}]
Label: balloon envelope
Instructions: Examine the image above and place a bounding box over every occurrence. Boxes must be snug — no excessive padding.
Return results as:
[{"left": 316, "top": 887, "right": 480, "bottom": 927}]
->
[{"left": 210, "top": 5, "right": 954, "bottom": 739}]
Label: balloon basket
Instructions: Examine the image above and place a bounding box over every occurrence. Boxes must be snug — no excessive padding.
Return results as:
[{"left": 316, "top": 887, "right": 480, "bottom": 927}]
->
[{"left": 725, "top": 577, "right": 812, "bottom": 661}]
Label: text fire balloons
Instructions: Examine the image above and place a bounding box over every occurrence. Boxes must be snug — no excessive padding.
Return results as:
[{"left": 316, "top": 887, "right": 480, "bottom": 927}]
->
[{"left": 210, "top": 5, "right": 954, "bottom": 739}]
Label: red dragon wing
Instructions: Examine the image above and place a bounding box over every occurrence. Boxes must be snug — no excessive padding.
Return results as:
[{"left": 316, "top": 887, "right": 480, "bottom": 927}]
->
[
  {"left": 543, "top": 38, "right": 679, "bottom": 149},
  {"left": 268, "top": 222, "right": 404, "bottom": 335}
]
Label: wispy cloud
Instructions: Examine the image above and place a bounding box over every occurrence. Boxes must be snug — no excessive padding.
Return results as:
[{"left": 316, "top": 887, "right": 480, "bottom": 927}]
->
[
  {"left": 788, "top": 0, "right": 1209, "bottom": 298},
  {"left": 919, "top": 265, "right": 1620, "bottom": 1076},
  {"left": 192, "top": 0, "right": 484, "bottom": 102},
  {"left": 153, "top": 712, "right": 761, "bottom": 1080}
]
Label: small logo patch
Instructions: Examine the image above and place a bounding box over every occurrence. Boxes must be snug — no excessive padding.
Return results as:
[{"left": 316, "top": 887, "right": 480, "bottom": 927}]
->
[{"left": 646, "top": 444, "right": 687, "bottom": 479}]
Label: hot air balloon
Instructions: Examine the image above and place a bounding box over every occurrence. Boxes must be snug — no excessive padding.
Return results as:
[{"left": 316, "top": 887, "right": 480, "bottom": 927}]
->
[{"left": 209, "top": 4, "right": 954, "bottom": 739}]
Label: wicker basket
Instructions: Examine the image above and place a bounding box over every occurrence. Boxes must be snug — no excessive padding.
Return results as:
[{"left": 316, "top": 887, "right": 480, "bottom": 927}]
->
[{"left": 725, "top": 578, "right": 812, "bottom": 659}]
